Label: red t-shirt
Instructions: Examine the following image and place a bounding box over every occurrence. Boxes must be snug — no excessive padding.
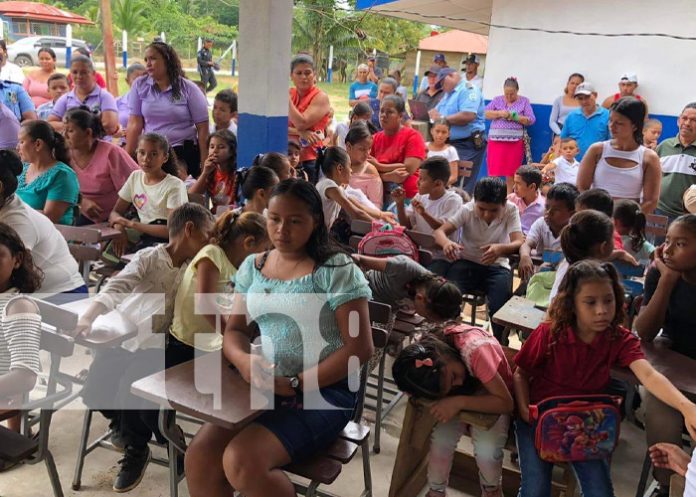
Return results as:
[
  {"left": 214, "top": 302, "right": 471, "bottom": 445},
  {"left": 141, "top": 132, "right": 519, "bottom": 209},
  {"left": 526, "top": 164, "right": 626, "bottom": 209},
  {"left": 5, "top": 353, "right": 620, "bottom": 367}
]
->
[
  {"left": 371, "top": 126, "right": 426, "bottom": 198},
  {"left": 208, "top": 168, "right": 236, "bottom": 209},
  {"left": 613, "top": 229, "right": 624, "bottom": 250},
  {"left": 514, "top": 322, "right": 644, "bottom": 405}
]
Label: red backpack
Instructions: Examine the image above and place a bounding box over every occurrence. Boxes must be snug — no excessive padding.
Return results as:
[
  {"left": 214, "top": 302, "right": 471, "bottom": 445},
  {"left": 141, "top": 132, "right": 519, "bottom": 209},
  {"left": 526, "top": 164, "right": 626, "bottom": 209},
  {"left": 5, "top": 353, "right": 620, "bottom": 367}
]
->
[{"left": 357, "top": 221, "right": 419, "bottom": 262}]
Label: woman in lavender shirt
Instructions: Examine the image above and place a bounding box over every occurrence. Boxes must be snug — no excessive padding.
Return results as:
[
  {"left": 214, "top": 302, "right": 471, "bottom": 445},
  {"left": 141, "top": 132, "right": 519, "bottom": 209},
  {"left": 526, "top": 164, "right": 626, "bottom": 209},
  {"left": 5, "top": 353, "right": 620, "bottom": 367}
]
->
[
  {"left": 484, "top": 77, "right": 536, "bottom": 193},
  {"left": 549, "top": 73, "right": 584, "bottom": 136},
  {"left": 114, "top": 63, "right": 146, "bottom": 145},
  {"left": 125, "top": 42, "right": 210, "bottom": 178},
  {"left": 47, "top": 55, "right": 119, "bottom": 136}
]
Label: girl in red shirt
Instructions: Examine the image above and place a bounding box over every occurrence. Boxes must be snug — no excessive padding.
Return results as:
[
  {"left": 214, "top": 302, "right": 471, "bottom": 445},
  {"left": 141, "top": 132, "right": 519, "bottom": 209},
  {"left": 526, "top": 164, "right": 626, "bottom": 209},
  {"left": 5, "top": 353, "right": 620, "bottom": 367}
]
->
[
  {"left": 190, "top": 130, "right": 238, "bottom": 211},
  {"left": 514, "top": 260, "right": 696, "bottom": 497},
  {"left": 369, "top": 95, "right": 425, "bottom": 200}
]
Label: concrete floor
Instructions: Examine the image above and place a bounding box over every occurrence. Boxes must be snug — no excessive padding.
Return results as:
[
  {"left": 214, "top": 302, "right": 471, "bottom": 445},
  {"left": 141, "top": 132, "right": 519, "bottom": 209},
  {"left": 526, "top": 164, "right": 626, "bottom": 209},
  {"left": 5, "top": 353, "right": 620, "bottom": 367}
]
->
[{"left": 1, "top": 345, "right": 651, "bottom": 497}]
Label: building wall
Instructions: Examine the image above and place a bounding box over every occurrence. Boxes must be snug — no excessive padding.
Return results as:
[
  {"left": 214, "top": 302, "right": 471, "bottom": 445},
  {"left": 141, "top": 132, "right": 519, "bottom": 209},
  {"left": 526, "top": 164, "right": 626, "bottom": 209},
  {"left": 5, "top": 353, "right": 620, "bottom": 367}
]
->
[{"left": 484, "top": 0, "right": 696, "bottom": 160}]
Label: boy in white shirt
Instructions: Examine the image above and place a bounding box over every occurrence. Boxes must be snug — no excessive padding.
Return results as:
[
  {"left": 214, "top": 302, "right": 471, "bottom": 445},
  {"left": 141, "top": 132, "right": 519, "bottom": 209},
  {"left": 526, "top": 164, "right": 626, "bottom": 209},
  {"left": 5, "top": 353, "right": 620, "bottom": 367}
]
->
[
  {"left": 76, "top": 203, "right": 215, "bottom": 492},
  {"left": 433, "top": 177, "right": 524, "bottom": 342},
  {"left": 518, "top": 182, "right": 578, "bottom": 280},
  {"left": 542, "top": 137, "right": 580, "bottom": 186},
  {"left": 210, "top": 89, "right": 238, "bottom": 135},
  {"left": 393, "top": 156, "right": 462, "bottom": 263}
]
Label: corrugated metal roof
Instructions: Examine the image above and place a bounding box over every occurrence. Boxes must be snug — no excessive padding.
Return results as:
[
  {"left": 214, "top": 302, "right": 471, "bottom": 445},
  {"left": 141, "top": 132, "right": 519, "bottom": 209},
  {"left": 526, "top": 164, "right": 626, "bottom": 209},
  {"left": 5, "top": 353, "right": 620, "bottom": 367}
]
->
[
  {"left": 419, "top": 30, "right": 487, "bottom": 53},
  {"left": 0, "top": 1, "right": 93, "bottom": 25},
  {"left": 356, "top": 0, "right": 493, "bottom": 36}
]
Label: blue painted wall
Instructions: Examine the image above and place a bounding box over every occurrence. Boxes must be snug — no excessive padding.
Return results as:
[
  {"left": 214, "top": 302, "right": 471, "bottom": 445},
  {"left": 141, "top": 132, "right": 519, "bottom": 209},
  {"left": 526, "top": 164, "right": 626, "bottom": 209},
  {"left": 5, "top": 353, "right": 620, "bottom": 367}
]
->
[
  {"left": 473, "top": 102, "right": 678, "bottom": 184},
  {"left": 237, "top": 113, "right": 289, "bottom": 168}
]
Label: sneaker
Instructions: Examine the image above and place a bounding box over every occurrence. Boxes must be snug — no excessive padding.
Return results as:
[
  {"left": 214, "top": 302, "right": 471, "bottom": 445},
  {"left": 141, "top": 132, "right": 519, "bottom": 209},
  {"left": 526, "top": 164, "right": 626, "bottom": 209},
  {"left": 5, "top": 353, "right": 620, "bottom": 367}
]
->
[{"left": 113, "top": 445, "right": 151, "bottom": 492}]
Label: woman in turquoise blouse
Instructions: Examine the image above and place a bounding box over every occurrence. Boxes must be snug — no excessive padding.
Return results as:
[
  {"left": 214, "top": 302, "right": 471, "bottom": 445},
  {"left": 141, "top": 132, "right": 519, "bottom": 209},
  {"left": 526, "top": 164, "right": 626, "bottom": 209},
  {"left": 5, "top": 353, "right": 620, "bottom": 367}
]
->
[
  {"left": 16, "top": 120, "right": 79, "bottom": 225},
  {"left": 185, "top": 179, "right": 374, "bottom": 497}
]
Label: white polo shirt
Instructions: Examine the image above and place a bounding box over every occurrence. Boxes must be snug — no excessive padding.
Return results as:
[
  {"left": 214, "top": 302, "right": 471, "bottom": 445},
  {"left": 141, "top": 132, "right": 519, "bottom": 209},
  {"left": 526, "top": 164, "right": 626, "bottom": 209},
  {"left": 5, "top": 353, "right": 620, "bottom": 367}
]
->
[
  {"left": 526, "top": 217, "right": 561, "bottom": 254},
  {"left": 447, "top": 201, "right": 522, "bottom": 269}
]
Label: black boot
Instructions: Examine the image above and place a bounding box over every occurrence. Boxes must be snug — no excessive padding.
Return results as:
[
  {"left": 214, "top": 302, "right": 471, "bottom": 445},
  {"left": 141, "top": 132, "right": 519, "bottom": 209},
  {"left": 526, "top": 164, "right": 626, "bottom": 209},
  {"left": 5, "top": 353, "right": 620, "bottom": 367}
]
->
[{"left": 113, "top": 445, "right": 150, "bottom": 492}]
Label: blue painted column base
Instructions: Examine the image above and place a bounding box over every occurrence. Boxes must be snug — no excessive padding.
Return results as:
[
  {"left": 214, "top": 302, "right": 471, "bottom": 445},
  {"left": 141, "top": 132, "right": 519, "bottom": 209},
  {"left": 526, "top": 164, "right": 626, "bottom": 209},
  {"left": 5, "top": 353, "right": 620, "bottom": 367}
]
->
[{"left": 237, "top": 113, "right": 289, "bottom": 168}]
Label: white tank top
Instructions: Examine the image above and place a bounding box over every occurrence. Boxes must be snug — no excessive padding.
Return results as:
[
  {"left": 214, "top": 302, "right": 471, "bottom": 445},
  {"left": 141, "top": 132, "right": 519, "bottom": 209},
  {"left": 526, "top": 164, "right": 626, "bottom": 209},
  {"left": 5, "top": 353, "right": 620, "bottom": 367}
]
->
[{"left": 592, "top": 140, "right": 646, "bottom": 200}]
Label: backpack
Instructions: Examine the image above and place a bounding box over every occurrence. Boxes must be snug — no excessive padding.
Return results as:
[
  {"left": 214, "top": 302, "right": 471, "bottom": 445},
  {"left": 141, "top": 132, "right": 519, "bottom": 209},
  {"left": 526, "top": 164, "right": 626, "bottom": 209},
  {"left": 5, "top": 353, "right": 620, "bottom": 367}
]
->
[
  {"left": 529, "top": 394, "right": 622, "bottom": 463},
  {"left": 357, "top": 221, "right": 419, "bottom": 262},
  {"left": 525, "top": 271, "right": 556, "bottom": 309}
]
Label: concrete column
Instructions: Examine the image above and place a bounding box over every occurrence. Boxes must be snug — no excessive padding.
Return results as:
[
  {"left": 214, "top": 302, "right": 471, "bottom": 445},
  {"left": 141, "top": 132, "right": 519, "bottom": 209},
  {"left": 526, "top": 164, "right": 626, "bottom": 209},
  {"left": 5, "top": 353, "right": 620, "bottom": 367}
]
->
[
  {"left": 65, "top": 24, "right": 72, "bottom": 68},
  {"left": 237, "top": 0, "right": 293, "bottom": 167}
]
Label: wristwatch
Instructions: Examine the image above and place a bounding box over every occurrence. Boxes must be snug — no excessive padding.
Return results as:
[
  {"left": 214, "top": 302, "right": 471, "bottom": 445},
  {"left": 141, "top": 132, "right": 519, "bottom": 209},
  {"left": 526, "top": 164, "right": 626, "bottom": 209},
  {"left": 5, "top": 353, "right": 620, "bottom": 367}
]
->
[{"left": 288, "top": 376, "right": 302, "bottom": 396}]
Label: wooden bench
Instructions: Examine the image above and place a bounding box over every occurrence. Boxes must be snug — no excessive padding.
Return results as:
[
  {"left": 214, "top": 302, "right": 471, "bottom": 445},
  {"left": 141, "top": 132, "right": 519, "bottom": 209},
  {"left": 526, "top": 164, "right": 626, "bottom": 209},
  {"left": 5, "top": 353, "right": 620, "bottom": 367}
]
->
[{"left": 0, "top": 299, "right": 78, "bottom": 497}]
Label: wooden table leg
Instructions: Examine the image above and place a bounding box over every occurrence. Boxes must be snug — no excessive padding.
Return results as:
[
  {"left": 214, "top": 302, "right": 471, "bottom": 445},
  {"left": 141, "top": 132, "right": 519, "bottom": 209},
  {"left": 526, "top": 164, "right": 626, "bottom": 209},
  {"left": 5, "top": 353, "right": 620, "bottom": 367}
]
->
[{"left": 388, "top": 398, "right": 437, "bottom": 497}]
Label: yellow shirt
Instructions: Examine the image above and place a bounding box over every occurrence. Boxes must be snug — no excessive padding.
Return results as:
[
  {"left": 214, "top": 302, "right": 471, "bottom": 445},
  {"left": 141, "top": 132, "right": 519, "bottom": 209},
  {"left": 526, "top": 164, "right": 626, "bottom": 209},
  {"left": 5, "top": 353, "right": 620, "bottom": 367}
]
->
[{"left": 170, "top": 244, "right": 236, "bottom": 351}]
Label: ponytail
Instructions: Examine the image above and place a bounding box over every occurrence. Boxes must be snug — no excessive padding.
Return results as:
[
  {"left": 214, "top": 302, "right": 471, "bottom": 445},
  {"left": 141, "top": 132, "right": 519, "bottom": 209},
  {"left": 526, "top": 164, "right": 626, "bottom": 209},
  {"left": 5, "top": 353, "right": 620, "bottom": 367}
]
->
[
  {"left": 560, "top": 210, "right": 614, "bottom": 263},
  {"left": 613, "top": 199, "right": 646, "bottom": 253},
  {"left": 212, "top": 210, "right": 267, "bottom": 252},
  {"left": 20, "top": 120, "right": 71, "bottom": 166},
  {"left": 238, "top": 165, "right": 278, "bottom": 200},
  {"left": 316, "top": 146, "right": 350, "bottom": 177}
]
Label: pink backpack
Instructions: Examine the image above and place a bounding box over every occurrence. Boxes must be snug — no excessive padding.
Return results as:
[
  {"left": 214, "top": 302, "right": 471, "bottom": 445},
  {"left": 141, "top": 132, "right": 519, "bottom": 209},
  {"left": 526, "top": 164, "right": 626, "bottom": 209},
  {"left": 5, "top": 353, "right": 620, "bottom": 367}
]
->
[{"left": 358, "top": 221, "right": 419, "bottom": 262}]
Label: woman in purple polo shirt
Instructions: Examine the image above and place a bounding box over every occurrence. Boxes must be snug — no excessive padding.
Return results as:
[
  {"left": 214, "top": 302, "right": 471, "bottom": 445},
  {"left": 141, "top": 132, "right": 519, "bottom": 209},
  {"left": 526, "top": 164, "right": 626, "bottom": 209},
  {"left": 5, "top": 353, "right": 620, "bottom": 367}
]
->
[
  {"left": 47, "top": 55, "right": 119, "bottom": 136},
  {"left": 115, "top": 63, "right": 146, "bottom": 145},
  {"left": 125, "top": 42, "right": 210, "bottom": 178}
]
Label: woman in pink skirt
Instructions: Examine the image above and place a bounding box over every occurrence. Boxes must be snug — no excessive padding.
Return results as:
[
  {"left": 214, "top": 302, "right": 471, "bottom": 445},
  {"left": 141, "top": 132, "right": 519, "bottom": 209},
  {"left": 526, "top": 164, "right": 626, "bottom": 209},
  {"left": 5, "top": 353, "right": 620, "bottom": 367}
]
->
[{"left": 485, "top": 78, "right": 536, "bottom": 193}]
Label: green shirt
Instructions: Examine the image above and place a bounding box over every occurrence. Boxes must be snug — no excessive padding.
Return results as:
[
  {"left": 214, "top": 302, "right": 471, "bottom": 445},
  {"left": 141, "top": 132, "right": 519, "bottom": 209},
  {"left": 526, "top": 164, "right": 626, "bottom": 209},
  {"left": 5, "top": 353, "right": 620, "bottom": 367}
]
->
[
  {"left": 17, "top": 162, "right": 79, "bottom": 225},
  {"left": 656, "top": 136, "right": 696, "bottom": 218}
]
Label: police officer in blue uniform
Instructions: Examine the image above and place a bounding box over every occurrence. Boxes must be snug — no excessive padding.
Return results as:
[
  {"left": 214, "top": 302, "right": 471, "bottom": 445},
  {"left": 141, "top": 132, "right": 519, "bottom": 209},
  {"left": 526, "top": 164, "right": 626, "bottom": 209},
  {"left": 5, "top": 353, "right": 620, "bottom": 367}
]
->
[
  {"left": 0, "top": 79, "right": 36, "bottom": 122},
  {"left": 197, "top": 38, "right": 218, "bottom": 93}
]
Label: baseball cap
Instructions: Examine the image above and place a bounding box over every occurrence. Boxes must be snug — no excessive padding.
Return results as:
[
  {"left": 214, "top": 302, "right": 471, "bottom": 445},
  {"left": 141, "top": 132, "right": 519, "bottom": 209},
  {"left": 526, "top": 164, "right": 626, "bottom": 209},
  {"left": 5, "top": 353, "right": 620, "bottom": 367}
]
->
[
  {"left": 464, "top": 54, "right": 480, "bottom": 64},
  {"left": 620, "top": 72, "right": 638, "bottom": 84},
  {"left": 436, "top": 67, "right": 457, "bottom": 83},
  {"left": 433, "top": 53, "right": 446, "bottom": 63},
  {"left": 684, "top": 186, "right": 696, "bottom": 214},
  {"left": 424, "top": 64, "right": 440, "bottom": 77},
  {"left": 204, "top": 37, "right": 213, "bottom": 42},
  {"left": 574, "top": 82, "right": 596, "bottom": 96}
]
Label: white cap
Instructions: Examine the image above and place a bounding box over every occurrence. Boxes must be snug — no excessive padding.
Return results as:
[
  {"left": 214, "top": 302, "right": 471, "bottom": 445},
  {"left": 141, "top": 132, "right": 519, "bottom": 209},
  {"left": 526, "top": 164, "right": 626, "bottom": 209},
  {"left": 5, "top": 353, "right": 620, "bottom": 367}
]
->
[
  {"left": 574, "top": 82, "right": 596, "bottom": 96},
  {"left": 620, "top": 72, "right": 638, "bottom": 83}
]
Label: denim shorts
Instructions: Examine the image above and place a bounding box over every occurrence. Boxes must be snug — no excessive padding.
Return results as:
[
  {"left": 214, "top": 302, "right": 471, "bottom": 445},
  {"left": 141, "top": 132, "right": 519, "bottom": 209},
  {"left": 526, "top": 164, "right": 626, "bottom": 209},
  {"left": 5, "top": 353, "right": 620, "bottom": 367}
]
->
[{"left": 254, "top": 379, "right": 357, "bottom": 462}]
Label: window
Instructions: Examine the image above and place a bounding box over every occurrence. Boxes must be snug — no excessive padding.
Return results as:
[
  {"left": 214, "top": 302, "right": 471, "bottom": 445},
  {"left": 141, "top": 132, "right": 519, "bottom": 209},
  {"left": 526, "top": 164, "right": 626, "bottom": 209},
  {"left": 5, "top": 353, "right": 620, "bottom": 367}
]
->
[
  {"left": 10, "top": 19, "right": 27, "bottom": 35},
  {"left": 30, "top": 22, "right": 52, "bottom": 36}
]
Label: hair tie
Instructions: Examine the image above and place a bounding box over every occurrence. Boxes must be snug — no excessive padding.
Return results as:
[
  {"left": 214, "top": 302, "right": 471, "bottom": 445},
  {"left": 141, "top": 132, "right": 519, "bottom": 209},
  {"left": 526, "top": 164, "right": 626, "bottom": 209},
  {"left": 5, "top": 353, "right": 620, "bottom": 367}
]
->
[
  {"left": 509, "top": 76, "right": 518, "bottom": 81},
  {"left": 415, "top": 358, "right": 433, "bottom": 368}
]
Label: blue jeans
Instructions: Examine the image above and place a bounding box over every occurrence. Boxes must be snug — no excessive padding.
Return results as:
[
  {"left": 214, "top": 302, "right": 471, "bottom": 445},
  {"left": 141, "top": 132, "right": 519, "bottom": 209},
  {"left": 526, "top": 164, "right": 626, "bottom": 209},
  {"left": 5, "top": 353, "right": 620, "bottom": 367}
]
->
[
  {"left": 515, "top": 419, "right": 615, "bottom": 497},
  {"left": 429, "top": 259, "right": 511, "bottom": 342},
  {"left": 451, "top": 137, "right": 487, "bottom": 195}
]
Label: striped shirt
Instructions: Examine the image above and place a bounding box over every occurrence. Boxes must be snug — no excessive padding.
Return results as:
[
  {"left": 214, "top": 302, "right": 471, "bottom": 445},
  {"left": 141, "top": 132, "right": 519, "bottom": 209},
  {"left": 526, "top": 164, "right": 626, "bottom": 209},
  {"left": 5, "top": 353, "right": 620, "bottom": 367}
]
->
[
  {"left": 657, "top": 136, "right": 696, "bottom": 218},
  {"left": 0, "top": 292, "right": 42, "bottom": 378}
]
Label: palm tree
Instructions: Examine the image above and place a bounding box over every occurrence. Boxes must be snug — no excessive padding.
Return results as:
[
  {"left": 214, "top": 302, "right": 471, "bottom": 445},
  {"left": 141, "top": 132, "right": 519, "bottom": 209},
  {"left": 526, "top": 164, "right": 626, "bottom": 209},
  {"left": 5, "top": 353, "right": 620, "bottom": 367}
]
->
[{"left": 113, "top": 0, "right": 149, "bottom": 36}]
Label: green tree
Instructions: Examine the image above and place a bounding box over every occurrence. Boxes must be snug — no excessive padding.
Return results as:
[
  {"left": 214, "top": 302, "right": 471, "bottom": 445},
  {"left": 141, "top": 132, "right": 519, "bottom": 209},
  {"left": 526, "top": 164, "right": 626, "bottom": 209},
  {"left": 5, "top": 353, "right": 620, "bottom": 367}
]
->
[{"left": 113, "top": 0, "right": 150, "bottom": 36}]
